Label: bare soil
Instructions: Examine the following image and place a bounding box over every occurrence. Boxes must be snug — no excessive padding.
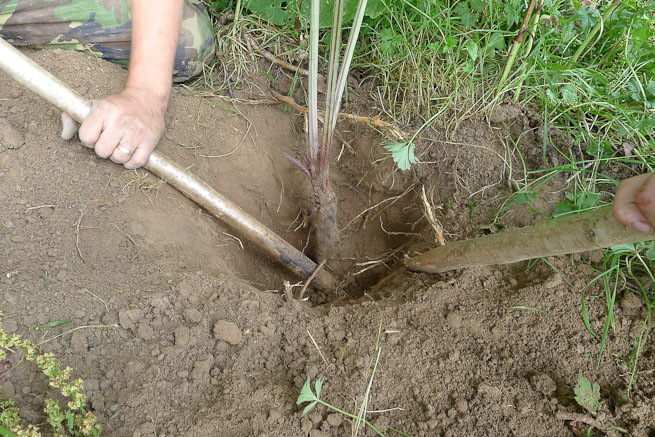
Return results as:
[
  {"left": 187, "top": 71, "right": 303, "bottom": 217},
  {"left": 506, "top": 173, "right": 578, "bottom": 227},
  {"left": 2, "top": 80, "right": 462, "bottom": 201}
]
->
[{"left": 1, "top": 50, "right": 654, "bottom": 436}]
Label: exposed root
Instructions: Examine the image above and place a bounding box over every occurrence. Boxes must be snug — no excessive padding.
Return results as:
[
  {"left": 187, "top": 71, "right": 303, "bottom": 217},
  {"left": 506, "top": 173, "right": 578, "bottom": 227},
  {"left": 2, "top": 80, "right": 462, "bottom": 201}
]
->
[
  {"left": 555, "top": 412, "right": 620, "bottom": 437},
  {"left": 74, "top": 205, "right": 88, "bottom": 263},
  {"left": 311, "top": 187, "right": 339, "bottom": 264},
  {"left": 420, "top": 186, "right": 446, "bottom": 246},
  {"left": 298, "top": 260, "right": 327, "bottom": 301}
]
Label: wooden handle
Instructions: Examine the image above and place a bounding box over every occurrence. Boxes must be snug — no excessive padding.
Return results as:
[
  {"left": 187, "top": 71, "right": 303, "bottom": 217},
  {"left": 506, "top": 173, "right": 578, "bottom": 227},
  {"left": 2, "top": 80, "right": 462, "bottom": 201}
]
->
[{"left": 408, "top": 206, "right": 655, "bottom": 274}]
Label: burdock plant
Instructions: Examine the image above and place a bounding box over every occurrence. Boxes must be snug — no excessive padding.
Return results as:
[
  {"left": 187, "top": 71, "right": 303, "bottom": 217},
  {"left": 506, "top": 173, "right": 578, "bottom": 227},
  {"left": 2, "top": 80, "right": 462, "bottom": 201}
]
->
[{"left": 301, "top": 0, "right": 368, "bottom": 263}]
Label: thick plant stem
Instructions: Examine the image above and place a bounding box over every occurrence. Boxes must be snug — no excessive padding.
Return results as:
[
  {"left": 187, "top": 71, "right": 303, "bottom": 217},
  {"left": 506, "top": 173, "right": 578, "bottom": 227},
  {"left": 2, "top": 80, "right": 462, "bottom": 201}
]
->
[
  {"left": 312, "top": 185, "right": 338, "bottom": 263},
  {"left": 408, "top": 206, "right": 655, "bottom": 274},
  {"left": 495, "top": 0, "right": 538, "bottom": 99},
  {"left": 570, "top": 0, "right": 621, "bottom": 65}
]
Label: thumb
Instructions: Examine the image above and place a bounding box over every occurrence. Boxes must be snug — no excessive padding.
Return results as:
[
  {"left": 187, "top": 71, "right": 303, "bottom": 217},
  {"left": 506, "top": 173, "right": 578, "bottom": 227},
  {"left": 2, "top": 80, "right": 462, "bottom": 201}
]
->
[{"left": 60, "top": 112, "right": 79, "bottom": 140}]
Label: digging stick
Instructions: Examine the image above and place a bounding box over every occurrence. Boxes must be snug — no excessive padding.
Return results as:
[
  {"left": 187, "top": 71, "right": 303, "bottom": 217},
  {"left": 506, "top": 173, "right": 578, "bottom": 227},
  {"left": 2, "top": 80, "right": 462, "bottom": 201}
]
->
[
  {"left": 0, "top": 38, "right": 335, "bottom": 290},
  {"left": 408, "top": 206, "right": 655, "bottom": 274}
]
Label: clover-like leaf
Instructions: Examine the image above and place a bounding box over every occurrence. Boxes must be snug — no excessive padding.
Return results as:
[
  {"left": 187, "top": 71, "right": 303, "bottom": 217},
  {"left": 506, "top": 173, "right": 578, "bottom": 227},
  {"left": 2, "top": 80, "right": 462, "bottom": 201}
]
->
[
  {"left": 574, "top": 374, "right": 600, "bottom": 415},
  {"left": 297, "top": 377, "right": 318, "bottom": 406},
  {"left": 576, "top": 6, "right": 601, "bottom": 31},
  {"left": 384, "top": 142, "right": 419, "bottom": 171}
]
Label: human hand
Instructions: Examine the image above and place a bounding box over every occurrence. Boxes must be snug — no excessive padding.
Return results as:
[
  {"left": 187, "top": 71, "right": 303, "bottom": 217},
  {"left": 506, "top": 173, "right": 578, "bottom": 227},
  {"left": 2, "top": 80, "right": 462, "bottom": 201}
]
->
[
  {"left": 613, "top": 173, "right": 655, "bottom": 234},
  {"left": 60, "top": 87, "right": 166, "bottom": 169}
]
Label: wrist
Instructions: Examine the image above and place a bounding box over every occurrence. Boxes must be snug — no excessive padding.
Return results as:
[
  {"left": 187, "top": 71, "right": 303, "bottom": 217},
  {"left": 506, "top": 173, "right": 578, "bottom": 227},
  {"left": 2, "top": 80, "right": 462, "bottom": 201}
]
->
[{"left": 122, "top": 83, "right": 169, "bottom": 114}]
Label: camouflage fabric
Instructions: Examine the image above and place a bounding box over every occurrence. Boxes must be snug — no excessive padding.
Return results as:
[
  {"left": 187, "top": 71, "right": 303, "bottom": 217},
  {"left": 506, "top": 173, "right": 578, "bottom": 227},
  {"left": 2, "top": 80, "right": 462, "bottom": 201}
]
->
[{"left": 0, "top": 0, "right": 216, "bottom": 82}]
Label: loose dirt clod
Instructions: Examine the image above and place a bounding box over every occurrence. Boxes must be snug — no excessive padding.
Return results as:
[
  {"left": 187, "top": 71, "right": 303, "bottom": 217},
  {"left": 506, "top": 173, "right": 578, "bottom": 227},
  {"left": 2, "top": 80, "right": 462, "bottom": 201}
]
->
[{"left": 213, "top": 320, "right": 242, "bottom": 345}]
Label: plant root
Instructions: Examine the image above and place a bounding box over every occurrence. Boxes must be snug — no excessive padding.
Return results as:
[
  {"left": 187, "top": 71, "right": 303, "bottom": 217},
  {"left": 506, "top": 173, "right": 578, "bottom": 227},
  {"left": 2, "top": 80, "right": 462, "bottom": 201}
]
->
[
  {"left": 311, "top": 187, "right": 339, "bottom": 264},
  {"left": 555, "top": 412, "right": 620, "bottom": 437}
]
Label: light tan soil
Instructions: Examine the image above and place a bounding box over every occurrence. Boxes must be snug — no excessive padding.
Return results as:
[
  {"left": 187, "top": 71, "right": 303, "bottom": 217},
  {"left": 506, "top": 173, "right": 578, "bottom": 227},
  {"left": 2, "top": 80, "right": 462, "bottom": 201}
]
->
[{"left": 0, "top": 50, "right": 653, "bottom": 436}]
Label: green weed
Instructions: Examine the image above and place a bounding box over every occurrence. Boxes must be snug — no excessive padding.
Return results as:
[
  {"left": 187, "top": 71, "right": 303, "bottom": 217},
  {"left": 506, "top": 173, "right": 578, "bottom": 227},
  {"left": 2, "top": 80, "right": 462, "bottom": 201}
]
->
[
  {"left": 574, "top": 373, "right": 601, "bottom": 415},
  {"left": 297, "top": 322, "right": 407, "bottom": 436},
  {"left": 0, "top": 311, "right": 102, "bottom": 436}
]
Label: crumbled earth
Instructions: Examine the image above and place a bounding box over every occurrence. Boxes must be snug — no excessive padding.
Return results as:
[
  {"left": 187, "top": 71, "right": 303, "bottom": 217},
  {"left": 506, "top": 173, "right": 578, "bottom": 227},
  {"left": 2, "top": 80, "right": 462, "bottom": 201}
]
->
[{"left": 1, "top": 50, "right": 654, "bottom": 436}]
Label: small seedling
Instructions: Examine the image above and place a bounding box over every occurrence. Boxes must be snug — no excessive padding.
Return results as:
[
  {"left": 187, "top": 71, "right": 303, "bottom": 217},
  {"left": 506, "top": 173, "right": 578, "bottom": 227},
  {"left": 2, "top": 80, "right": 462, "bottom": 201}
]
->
[
  {"left": 574, "top": 374, "right": 600, "bottom": 416},
  {"left": 296, "top": 377, "right": 385, "bottom": 436}
]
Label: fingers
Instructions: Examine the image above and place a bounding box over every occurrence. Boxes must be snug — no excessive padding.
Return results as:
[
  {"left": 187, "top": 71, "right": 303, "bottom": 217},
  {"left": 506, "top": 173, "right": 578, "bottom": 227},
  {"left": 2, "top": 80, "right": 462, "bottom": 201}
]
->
[
  {"left": 94, "top": 127, "right": 124, "bottom": 159},
  {"left": 109, "top": 141, "right": 134, "bottom": 164},
  {"left": 60, "top": 112, "right": 78, "bottom": 140},
  {"left": 125, "top": 143, "right": 154, "bottom": 169},
  {"left": 78, "top": 101, "right": 104, "bottom": 148},
  {"left": 76, "top": 91, "right": 164, "bottom": 169},
  {"left": 635, "top": 174, "right": 655, "bottom": 230},
  {"left": 614, "top": 173, "right": 655, "bottom": 233}
]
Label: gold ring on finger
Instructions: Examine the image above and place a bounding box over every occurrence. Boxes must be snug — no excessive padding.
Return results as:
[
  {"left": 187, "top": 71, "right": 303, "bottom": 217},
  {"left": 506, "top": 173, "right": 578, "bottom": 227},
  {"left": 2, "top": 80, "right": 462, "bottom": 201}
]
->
[{"left": 117, "top": 144, "right": 132, "bottom": 155}]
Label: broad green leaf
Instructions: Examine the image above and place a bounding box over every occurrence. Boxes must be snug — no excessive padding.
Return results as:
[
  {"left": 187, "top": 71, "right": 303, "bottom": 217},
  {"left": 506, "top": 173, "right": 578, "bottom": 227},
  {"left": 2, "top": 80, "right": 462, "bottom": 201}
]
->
[
  {"left": 504, "top": 0, "right": 521, "bottom": 27},
  {"left": 574, "top": 191, "right": 601, "bottom": 210},
  {"left": 585, "top": 141, "right": 613, "bottom": 159},
  {"left": 609, "top": 243, "right": 637, "bottom": 254},
  {"left": 364, "top": 0, "right": 385, "bottom": 19},
  {"left": 574, "top": 374, "right": 600, "bottom": 415},
  {"left": 243, "top": 0, "right": 294, "bottom": 26},
  {"left": 471, "top": 0, "right": 486, "bottom": 13},
  {"left": 553, "top": 202, "right": 576, "bottom": 217},
  {"left": 379, "top": 28, "right": 402, "bottom": 56},
  {"left": 628, "top": 80, "right": 643, "bottom": 102},
  {"left": 441, "top": 36, "right": 458, "bottom": 54},
  {"left": 488, "top": 32, "right": 505, "bottom": 52},
  {"left": 464, "top": 39, "right": 479, "bottom": 61},
  {"left": 645, "top": 242, "right": 655, "bottom": 260},
  {"left": 384, "top": 142, "right": 419, "bottom": 171},
  {"left": 453, "top": 3, "right": 479, "bottom": 28},
  {"left": 297, "top": 377, "right": 318, "bottom": 405},
  {"left": 576, "top": 6, "right": 601, "bottom": 31}
]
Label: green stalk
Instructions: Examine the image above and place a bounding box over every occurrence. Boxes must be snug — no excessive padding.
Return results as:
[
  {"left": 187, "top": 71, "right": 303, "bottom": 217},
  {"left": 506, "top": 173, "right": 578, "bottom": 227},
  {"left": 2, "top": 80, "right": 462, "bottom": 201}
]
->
[
  {"left": 307, "top": 0, "right": 320, "bottom": 161},
  {"left": 320, "top": 0, "right": 345, "bottom": 172},
  {"left": 315, "top": 399, "right": 385, "bottom": 436},
  {"left": 570, "top": 0, "right": 621, "bottom": 65},
  {"left": 495, "top": 0, "right": 538, "bottom": 100},
  {"left": 330, "top": 0, "right": 369, "bottom": 131},
  {"left": 513, "top": 1, "right": 544, "bottom": 101}
]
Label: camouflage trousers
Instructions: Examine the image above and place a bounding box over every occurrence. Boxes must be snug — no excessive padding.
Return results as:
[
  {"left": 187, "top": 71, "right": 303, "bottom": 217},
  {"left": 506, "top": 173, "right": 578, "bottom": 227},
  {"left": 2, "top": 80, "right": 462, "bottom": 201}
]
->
[{"left": 0, "top": 0, "right": 216, "bottom": 82}]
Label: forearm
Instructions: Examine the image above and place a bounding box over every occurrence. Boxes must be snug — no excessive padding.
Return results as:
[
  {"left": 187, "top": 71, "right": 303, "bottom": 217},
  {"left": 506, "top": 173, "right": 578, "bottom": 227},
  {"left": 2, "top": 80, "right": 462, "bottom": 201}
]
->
[{"left": 126, "top": 0, "right": 184, "bottom": 108}]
